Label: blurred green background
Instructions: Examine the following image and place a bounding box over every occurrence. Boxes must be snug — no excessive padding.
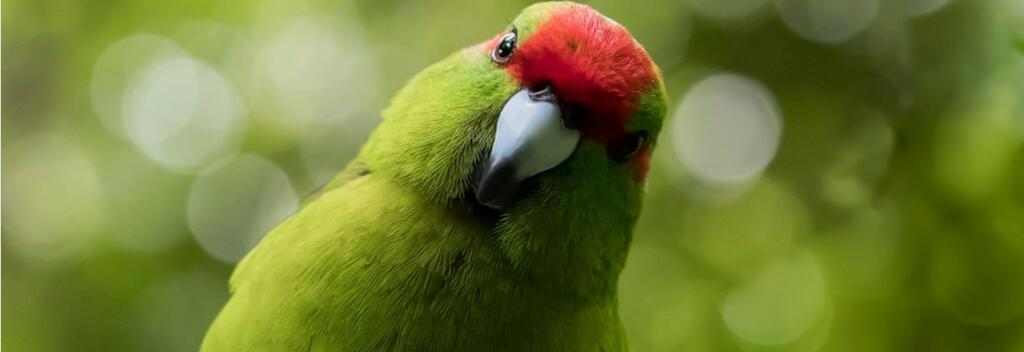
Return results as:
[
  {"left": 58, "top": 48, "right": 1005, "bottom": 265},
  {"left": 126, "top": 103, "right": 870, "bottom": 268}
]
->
[{"left": 3, "top": 0, "right": 1024, "bottom": 350}]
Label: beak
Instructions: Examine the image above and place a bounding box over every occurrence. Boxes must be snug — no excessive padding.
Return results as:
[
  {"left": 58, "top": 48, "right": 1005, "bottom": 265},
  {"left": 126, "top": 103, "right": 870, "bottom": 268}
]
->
[{"left": 473, "top": 87, "right": 581, "bottom": 211}]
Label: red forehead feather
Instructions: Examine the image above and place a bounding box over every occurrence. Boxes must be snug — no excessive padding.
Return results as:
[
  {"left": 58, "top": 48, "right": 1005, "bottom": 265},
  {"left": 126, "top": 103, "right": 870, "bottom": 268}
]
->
[{"left": 505, "top": 5, "right": 657, "bottom": 144}]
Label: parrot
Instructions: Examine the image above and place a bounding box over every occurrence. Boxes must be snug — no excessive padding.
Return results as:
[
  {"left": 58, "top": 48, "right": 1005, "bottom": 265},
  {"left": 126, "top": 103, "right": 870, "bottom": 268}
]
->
[{"left": 200, "top": 2, "right": 667, "bottom": 351}]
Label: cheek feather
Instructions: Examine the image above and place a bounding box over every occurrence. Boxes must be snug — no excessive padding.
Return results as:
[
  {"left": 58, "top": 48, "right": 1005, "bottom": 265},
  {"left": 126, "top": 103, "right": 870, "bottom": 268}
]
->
[{"left": 507, "top": 5, "right": 657, "bottom": 144}]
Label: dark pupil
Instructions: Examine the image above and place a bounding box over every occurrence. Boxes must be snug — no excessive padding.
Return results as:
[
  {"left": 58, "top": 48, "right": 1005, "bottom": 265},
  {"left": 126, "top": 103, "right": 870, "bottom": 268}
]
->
[{"left": 497, "top": 36, "right": 515, "bottom": 57}]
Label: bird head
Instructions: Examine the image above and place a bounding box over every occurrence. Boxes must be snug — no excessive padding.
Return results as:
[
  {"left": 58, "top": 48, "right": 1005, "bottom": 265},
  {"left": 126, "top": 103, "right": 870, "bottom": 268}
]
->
[
  {"left": 472, "top": 2, "right": 666, "bottom": 211},
  {"left": 364, "top": 2, "right": 667, "bottom": 286}
]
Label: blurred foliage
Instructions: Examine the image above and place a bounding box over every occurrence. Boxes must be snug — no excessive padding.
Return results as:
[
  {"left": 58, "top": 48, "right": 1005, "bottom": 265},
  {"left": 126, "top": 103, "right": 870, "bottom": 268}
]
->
[{"left": 3, "top": 0, "right": 1024, "bottom": 351}]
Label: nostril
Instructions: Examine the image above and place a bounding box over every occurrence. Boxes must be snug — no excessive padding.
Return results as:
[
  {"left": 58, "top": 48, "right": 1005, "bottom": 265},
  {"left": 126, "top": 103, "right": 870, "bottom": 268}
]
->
[{"left": 527, "top": 84, "right": 557, "bottom": 103}]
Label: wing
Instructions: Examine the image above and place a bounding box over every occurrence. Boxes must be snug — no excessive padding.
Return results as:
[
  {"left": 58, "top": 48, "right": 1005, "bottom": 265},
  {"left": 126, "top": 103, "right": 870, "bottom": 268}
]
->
[
  {"left": 232, "top": 156, "right": 370, "bottom": 293},
  {"left": 202, "top": 166, "right": 483, "bottom": 351},
  {"left": 200, "top": 157, "right": 381, "bottom": 351},
  {"left": 299, "top": 158, "right": 371, "bottom": 207},
  {"left": 200, "top": 160, "right": 626, "bottom": 351}
]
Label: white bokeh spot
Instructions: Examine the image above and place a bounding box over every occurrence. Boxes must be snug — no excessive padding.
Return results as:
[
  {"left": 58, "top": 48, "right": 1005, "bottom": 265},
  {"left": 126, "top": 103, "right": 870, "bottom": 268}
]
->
[
  {"left": 774, "top": 0, "right": 881, "bottom": 43},
  {"left": 187, "top": 155, "right": 299, "bottom": 263},
  {"left": 257, "top": 16, "right": 377, "bottom": 129},
  {"left": 90, "top": 33, "right": 187, "bottom": 138},
  {"left": 672, "top": 73, "right": 782, "bottom": 185},
  {"left": 687, "top": 0, "right": 769, "bottom": 23},
  {"left": 122, "top": 55, "right": 247, "bottom": 172},
  {"left": 251, "top": 16, "right": 380, "bottom": 187}
]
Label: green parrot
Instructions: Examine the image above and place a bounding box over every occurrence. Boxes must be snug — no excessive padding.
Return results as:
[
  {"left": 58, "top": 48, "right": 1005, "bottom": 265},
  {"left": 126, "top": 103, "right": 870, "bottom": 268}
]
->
[{"left": 201, "top": 2, "right": 667, "bottom": 351}]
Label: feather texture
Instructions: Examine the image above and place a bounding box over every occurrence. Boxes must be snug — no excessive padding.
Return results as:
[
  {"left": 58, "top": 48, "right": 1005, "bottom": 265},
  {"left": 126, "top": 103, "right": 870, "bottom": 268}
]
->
[{"left": 201, "top": 2, "right": 666, "bottom": 351}]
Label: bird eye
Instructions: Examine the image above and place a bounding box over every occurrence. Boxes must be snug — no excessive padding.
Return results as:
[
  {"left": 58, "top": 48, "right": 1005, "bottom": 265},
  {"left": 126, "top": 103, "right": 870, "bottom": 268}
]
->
[
  {"left": 610, "top": 131, "right": 648, "bottom": 162},
  {"left": 491, "top": 30, "right": 517, "bottom": 64}
]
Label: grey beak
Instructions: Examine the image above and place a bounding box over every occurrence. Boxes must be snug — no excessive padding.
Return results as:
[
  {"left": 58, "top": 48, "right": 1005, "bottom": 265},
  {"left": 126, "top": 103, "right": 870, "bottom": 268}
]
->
[{"left": 474, "top": 87, "right": 581, "bottom": 211}]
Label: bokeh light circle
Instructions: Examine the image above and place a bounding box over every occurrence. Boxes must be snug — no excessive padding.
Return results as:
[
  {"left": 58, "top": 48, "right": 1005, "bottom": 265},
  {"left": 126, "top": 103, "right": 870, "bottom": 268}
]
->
[
  {"left": 686, "top": 0, "right": 769, "bottom": 23},
  {"left": 187, "top": 155, "right": 299, "bottom": 263},
  {"left": 91, "top": 33, "right": 187, "bottom": 138},
  {"left": 618, "top": 245, "right": 693, "bottom": 351},
  {"left": 1, "top": 134, "right": 106, "bottom": 262},
  {"left": 773, "top": 0, "right": 881, "bottom": 43},
  {"left": 929, "top": 232, "right": 1024, "bottom": 326},
  {"left": 721, "top": 250, "right": 828, "bottom": 345},
  {"left": 123, "top": 57, "right": 201, "bottom": 144},
  {"left": 250, "top": 16, "right": 380, "bottom": 188},
  {"left": 901, "top": 0, "right": 953, "bottom": 17},
  {"left": 122, "top": 55, "right": 248, "bottom": 172},
  {"left": 671, "top": 73, "right": 782, "bottom": 185},
  {"left": 255, "top": 17, "right": 378, "bottom": 130},
  {"left": 679, "top": 178, "right": 810, "bottom": 277}
]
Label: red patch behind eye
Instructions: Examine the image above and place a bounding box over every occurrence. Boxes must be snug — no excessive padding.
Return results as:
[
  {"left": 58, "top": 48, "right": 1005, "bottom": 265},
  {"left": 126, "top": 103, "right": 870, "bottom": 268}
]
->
[
  {"left": 505, "top": 5, "right": 657, "bottom": 144},
  {"left": 633, "top": 149, "right": 652, "bottom": 181}
]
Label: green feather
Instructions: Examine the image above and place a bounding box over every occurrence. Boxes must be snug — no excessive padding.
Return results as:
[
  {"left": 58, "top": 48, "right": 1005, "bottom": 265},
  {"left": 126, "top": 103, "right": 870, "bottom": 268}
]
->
[{"left": 201, "top": 2, "right": 667, "bottom": 351}]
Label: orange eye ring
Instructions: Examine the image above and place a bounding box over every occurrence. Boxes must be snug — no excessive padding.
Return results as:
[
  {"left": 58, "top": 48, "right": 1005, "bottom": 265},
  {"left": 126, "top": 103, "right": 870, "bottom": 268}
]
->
[{"left": 491, "top": 31, "right": 517, "bottom": 64}]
